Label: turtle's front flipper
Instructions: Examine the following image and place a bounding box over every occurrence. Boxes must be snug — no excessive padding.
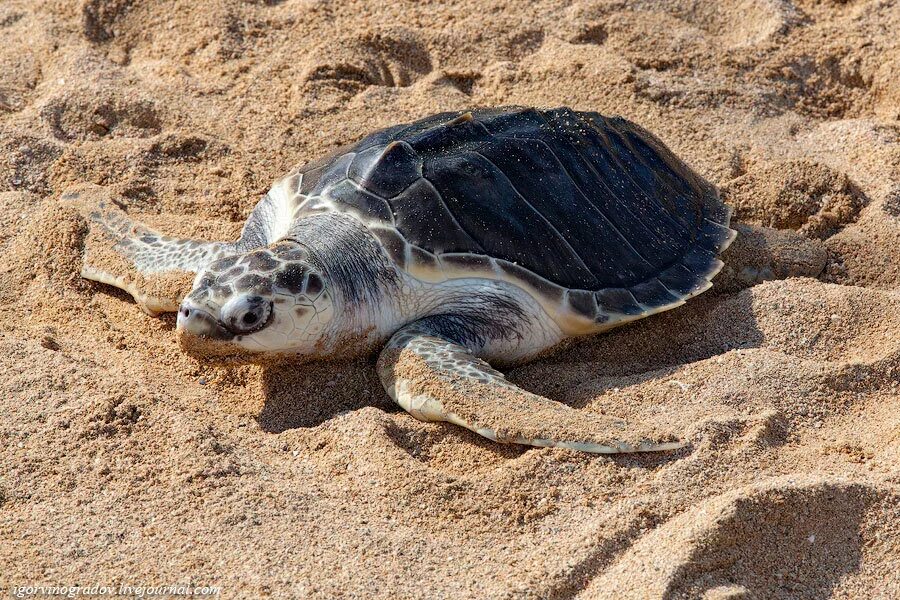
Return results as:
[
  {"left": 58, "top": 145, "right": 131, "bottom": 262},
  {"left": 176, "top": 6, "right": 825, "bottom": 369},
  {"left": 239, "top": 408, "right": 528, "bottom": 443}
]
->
[
  {"left": 80, "top": 202, "right": 232, "bottom": 316},
  {"left": 76, "top": 184, "right": 294, "bottom": 315},
  {"left": 377, "top": 321, "right": 683, "bottom": 454}
]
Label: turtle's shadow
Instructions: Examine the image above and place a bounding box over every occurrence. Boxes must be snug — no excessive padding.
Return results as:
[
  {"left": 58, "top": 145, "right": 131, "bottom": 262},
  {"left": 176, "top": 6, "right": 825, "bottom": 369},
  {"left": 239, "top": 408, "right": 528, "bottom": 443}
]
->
[
  {"left": 663, "top": 481, "right": 874, "bottom": 600},
  {"left": 256, "top": 357, "right": 394, "bottom": 433}
]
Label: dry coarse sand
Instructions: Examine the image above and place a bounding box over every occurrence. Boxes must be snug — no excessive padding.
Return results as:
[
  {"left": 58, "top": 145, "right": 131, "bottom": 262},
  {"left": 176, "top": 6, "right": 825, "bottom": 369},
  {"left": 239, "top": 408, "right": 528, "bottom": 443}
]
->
[{"left": 1, "top": 0, "right": 899, "bottom": 598}]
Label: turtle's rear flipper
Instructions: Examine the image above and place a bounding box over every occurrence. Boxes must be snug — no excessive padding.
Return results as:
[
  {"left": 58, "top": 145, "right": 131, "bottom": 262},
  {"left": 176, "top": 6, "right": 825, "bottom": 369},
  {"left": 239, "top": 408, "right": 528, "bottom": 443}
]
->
[
  {"left": 80, "top": 201, "right": 230, "bottom": 316},
  {"left": 377, "top": 321, "right": 684, "bottom": 454}
]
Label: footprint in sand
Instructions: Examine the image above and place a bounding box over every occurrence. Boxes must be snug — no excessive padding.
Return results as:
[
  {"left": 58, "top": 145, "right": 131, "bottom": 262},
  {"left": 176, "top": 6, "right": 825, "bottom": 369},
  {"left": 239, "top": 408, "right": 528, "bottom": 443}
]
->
[
  {"left": 722, "top": 160, "right": 866, "bottom": 240},
  {"left": 39, "top": 85, "right": 161, "bottom": 142},
  {"left": 299, "top": 28, "right": 433, "bottom": 110}
]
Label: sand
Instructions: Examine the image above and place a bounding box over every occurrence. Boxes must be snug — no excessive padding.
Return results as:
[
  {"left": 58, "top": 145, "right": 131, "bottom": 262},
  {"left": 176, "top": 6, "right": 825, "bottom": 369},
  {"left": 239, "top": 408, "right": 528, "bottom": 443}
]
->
[{"left": 1, "top": 0, "right": 898, "bottom": 597}]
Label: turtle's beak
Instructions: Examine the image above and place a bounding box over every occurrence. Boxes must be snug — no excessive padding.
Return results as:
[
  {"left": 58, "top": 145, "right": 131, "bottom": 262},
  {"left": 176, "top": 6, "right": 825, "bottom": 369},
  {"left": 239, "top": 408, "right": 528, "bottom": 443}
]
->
[
  {"left": 176, "top": 303, "right": 234, "bottom": 341},
  {"left": 176, "top": 301, "right": 269, "bottom": 364}
]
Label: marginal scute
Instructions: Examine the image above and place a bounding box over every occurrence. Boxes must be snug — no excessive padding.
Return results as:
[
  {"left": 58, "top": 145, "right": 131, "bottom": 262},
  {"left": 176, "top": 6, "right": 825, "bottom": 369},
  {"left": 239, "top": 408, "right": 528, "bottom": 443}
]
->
[
  {"left": 438, "top": 252, "right": 494, "bottom": 275},
  {"left": 706, "top": 195, "right": 732, "bottom": 225},
  {"left": 595, "top": 288, "right": 644, "bottom": 315},
  {"left": 698, "top": 219, "right": 737, "bottom": 248},
  {"left": 629, "top": 278, "right": 681, "bottom": 308},
  {"left": 498, "top": 261, "right": 566, "bottom": 306},
  {"left": 370, "top": 226, "right": 408, "bottom": 270},
  {"left": 682, "top": 246, "right": 719, "bottom": 277},
  {"left": 565, "top": 289, "right": 598, "bottom": 319},
  {"left": 657, "top": 263, "right": 701, "bottom": 296},
  {"left": 407, "top": 246, "right": 444, "bottom": 282}
]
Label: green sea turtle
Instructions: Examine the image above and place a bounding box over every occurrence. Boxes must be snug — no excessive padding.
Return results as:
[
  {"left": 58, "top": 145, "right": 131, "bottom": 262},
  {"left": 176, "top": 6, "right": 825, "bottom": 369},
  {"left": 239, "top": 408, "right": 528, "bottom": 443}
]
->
[{"left": 80, "top": 107, "right": 736, "bottom": 453}]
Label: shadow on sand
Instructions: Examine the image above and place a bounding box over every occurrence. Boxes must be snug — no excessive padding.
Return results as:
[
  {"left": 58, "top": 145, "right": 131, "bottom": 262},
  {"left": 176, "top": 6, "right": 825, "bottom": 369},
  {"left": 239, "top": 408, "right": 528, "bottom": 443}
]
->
[{"left": 255, "top": 357, "right": 394, "bottom": 433}]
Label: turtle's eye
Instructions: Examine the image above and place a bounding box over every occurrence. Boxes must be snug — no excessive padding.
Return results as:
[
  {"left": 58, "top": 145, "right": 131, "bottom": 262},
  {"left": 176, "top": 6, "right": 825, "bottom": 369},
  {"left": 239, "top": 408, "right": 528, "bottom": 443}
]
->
[{"left": 221, "top": 295, "right": 272, "bottom": 335}]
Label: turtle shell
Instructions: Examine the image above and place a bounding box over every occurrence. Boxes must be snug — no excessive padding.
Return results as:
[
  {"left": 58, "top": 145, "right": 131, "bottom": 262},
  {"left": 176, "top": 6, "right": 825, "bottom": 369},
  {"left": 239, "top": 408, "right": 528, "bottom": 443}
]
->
[{"left": 285, "top": 107, "right": 735, "bottom": 332}]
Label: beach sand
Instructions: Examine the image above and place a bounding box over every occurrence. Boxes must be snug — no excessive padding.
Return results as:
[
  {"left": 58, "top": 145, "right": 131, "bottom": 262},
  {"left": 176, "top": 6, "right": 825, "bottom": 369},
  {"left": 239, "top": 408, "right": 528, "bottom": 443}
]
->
[{"left": 1, "top": 0, "right": 898, "bottom": 597}]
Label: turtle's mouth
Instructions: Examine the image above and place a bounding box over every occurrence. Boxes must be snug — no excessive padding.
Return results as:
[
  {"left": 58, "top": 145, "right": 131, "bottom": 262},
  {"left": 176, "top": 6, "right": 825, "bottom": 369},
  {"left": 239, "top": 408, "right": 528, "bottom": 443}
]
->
[
  {"left": 175, "top": 328, "right": 307, "bottom": 366},
  {"left": 175, "top": 305, "right": 275, "bottom": 364},
  {"left": 176, "top": 305, "right": 234, "bottom": 341},
  {"left": 175, "top": 326, "right": 258, "bottom": 364},
  {"left": 176, "top": 304, "right": 244, "bottom": 361}
]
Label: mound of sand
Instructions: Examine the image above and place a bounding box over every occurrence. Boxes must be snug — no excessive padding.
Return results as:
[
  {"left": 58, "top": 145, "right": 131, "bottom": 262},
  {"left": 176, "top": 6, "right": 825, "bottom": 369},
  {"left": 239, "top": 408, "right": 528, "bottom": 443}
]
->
[{"left": 0, "top": 0, "right": 898, "bottom": 597}]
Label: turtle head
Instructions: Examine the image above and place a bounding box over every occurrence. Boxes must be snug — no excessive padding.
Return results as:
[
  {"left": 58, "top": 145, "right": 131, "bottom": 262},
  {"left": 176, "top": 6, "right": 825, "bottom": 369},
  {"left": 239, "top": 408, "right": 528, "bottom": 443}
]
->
[{"left": 176, "top": 243, "right": 334, "bottom": 362}]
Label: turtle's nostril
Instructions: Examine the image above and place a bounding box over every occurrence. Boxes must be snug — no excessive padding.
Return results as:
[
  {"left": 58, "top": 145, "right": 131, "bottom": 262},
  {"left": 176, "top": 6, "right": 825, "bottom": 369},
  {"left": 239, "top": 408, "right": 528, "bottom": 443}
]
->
[{"left": 177, "top": 306, "right": 197, "bottom": 328}]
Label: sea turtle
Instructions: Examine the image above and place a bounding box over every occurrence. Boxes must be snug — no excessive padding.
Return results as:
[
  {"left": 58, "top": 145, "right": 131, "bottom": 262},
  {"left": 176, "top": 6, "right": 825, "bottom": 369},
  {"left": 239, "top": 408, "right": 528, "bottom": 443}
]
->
[{"left": 79, "top": 106, "right": 736, "bottom": 453}]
